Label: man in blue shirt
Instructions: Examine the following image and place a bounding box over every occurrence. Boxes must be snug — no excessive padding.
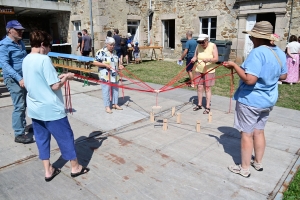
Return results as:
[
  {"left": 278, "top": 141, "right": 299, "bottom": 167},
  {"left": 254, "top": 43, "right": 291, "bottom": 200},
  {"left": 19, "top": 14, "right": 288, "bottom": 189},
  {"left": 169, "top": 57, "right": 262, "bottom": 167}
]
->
[
  {"left": 0, "top": 20, "right": 34, "bottom": 144},
  {"left": 179, "top": 31, "right": 197, "bottom": 87}
]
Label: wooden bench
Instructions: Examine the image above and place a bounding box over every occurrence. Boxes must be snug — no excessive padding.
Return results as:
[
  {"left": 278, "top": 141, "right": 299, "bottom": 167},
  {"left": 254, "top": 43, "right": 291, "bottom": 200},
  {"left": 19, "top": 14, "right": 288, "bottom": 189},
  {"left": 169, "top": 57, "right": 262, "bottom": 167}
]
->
[
  {"left": 53, "top": 63, "right": 93, "bottom": 86},
  {"left": 128, "top": 46, "right": 164, "bottom": 61}
]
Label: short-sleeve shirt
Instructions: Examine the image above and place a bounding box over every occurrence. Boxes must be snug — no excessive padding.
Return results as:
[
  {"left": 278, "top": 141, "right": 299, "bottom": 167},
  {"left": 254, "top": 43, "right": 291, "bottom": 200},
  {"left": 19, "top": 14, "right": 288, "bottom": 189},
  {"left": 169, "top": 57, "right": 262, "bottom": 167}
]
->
[
  {"left": 113, "top": 34, "right": 121, "bottom": 50},
  {"left": 78, "top": 37, "right": 82, "bottom": 50},
  {"left": 286, "top": 41, "right": 300, "bottom": 53},
  {"left": 22, "top": 54, "right": 66, "bottom": 121},
  {"left": 95, "top": 47, "right": 119, "bottom": 83},
  {"left": 185, "top": 39, "right": 197, "bottom": 58},
  {"left": 82, "top": 35, "right": 91, "bottom": 51},
  {"left": 234, "top": 45, "right": 288, "bottom": 108}
]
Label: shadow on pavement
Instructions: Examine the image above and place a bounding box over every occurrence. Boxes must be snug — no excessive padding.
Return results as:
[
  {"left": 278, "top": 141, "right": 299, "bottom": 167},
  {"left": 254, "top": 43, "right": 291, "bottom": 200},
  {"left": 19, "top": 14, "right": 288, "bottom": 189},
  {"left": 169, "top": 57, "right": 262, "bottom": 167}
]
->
[
  {"left": 53, "top": 131, "right": 107, "bottom": 169},
  {"left": 209, "top": 126, "right": 241, "bottom": 164}
]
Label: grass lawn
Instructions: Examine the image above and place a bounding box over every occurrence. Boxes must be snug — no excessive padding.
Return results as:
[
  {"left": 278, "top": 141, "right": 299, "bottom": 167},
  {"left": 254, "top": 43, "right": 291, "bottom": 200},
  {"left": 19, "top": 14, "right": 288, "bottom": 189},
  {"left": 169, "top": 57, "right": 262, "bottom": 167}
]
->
[{"left": 123, "top": 60, "right": 300, "bottom": 198}]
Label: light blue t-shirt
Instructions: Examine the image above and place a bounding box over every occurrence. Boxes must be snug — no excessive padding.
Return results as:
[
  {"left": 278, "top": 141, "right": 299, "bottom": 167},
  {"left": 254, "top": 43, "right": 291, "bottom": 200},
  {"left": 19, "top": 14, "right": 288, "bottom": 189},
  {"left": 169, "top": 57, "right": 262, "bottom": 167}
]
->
[
  {"left": 185, "top": 39, "right": 198, "bottom": 58},
  {"left": 234, "top": 45, "right": 287, "bottom": 108},
  {"left": 22, "top": 54, "right": 66, "bottom": 121}
]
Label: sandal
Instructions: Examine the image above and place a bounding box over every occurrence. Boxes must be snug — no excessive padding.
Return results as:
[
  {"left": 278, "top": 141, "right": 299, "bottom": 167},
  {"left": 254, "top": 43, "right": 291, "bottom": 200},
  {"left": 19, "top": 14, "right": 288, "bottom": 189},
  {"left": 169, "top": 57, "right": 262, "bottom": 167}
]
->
[
  {"left": 45, "top": 167, "right": 61, "bottom": 182},
  {"left": 71, "top": 166, "right": 90, "bottom": 178},
  {"left": 193, "top": 105, "right": 202, "bottom": 111},
  {"left": 203, "top": 108, "right": 210, "bottom": 114}
]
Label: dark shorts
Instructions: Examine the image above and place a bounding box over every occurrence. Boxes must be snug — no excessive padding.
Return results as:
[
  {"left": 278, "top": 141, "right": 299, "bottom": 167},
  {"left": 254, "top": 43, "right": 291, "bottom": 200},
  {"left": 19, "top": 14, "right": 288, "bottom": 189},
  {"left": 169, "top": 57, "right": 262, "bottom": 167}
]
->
[
  {"left": 82, "top": 51, "right": 90, "bottom": 56},
  {"left": 121, "top": 46, "right": 128, "bottom": 56},
  {"left": 185, "top": 57, "right": 194, "bottom": 72},
  {"left": 115, "top": 48, "right": 122, "bottom": 58}
]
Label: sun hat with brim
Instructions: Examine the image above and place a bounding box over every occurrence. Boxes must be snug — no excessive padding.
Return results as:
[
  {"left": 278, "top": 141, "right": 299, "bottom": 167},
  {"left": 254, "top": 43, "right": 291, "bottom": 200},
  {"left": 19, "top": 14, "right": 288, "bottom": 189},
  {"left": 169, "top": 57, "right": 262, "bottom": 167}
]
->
[
  {"left": 127, "top": 33, "right": 132, "bottom": 37},
  {"left": 197, "top": 34, "right": 209, "bottom": 41},
  {"left": 6, "top": 20, "right": 25, "bottom": 30},
  {"left": 242, "top": 21, "right": 278, "bottom": 41}
]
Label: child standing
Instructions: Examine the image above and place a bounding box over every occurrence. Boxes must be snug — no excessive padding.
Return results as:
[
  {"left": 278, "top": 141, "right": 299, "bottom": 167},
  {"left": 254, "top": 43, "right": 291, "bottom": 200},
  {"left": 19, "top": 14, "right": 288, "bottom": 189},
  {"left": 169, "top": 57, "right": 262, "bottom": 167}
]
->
[{"left": 133, "top": 42, "right": 140, "bottom": 64}]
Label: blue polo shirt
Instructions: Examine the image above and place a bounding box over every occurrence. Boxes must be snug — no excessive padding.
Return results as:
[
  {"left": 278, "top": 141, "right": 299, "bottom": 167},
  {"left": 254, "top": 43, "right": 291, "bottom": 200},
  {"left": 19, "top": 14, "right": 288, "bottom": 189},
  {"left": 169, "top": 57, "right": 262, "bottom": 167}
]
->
[
  {"left": 185, "top": 39, "right": 197, "bottom": 58},
  {"left": 234, "top": 46, "right": 287, "bottom": 108},
  {"left": 0, "top": 36, "right": 27, "bottom": 81}
]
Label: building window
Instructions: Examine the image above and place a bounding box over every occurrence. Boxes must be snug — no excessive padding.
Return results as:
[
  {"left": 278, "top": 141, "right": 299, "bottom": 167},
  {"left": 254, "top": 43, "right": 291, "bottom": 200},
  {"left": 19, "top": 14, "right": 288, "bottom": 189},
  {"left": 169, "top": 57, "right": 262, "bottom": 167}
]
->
[
  {"left": 127, "top": 20, "right": 140, "bottom": 43},
  {"left": 200, "top": 17, "right": 217, "bottom": 40},
  {"left": 72, "top": 21, "right": 81, "bottom": 31}
]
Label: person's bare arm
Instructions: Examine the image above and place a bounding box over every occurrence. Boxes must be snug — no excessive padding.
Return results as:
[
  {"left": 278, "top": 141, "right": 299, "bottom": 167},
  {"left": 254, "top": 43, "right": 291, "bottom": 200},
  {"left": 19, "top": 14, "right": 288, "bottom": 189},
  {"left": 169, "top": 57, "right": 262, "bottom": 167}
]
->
[
  {"left": 81, "top": 39, "right": 85, "bottom": 53},
  {"left": 279, "top": 73, "right": 287, "bottom": 80},
  {"left": 191, "top": 46, "right": 198, "bottom": 63},
  {"left": 51, "top": 73, "right": 74, "bottom": 91},
  {"left": 223, "top": 61, "right": 258, "bottom": 85},
  {"left": 287, "top": 47, "right": 294, "bottom": 59},
  {"left": 180, "top": 49, "right": 188, "bottom": 61},
  {"left": 93, "top": 61, "right": 111, "bottom": 69}
]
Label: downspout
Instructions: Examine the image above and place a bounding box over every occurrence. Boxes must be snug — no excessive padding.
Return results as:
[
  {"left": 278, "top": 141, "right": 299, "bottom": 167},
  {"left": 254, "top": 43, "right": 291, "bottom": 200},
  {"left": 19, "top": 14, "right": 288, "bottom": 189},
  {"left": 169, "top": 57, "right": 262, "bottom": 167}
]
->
[
  {"left": 89, "top": 0, "right": 95, "bottom": 57},
  {"left": 148, "top": 0, "right": 151, "bottom": 45},
  {"left": 287, "top": 0, "right": 294, "bottom": 42}
]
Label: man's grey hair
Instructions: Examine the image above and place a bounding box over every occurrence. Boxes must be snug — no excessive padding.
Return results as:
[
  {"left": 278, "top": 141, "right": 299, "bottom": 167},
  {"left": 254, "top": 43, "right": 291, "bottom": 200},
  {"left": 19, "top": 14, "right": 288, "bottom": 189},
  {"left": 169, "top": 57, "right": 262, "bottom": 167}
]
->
[
  {"left": 186, "top": 31, "right": 193, "bottom": 37},
  {"left": 105, "top": 37, "right": 115, "bottom": 44}
]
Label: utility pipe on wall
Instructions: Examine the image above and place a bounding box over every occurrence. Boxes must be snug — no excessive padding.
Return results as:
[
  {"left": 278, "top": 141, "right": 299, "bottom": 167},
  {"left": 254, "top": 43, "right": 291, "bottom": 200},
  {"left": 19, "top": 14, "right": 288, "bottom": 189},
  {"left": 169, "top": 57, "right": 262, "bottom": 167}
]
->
[
  {"left": 148, "top": 0, "right": 152, "bottom": 45},
  {"left": 89, "top": 0, "right": 95, "bottom": 56}
]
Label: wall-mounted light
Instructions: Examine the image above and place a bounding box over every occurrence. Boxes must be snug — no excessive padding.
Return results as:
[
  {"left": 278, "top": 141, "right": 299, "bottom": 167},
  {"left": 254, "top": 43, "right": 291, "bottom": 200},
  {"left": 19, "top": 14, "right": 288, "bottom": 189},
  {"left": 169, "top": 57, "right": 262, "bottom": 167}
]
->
[{"left": 259, "top": 3, "right": 263, "bottom": 8}]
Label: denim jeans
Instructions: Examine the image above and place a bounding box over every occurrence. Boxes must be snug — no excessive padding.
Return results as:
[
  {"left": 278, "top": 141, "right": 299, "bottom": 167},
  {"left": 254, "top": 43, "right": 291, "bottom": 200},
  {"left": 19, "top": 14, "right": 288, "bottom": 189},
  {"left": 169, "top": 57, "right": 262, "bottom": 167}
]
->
[
  {"left": 4, "top": 77, "right": 27, "bottom": 136},
  {"left": 101, "top": 83, "right": 119, "bottom": 107}
]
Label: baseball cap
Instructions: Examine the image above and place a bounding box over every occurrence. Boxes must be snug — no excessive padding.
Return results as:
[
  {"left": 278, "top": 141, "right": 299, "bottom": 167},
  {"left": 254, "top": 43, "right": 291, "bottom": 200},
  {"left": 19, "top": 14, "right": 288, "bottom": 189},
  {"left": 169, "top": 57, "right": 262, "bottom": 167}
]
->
[
  {"left": 6, "top": 20, "right": 25, "bottom": 30},
  {"left": 197, "top": 34, "right": 209, "bottom": 41}
]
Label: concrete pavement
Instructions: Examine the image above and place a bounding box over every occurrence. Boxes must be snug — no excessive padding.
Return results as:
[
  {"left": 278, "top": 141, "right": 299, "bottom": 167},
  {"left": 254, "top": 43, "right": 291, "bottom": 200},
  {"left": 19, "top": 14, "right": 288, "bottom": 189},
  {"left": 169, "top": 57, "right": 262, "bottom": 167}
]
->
[{"left": 0, "top": 79, "right": 299, "bottom": 200}]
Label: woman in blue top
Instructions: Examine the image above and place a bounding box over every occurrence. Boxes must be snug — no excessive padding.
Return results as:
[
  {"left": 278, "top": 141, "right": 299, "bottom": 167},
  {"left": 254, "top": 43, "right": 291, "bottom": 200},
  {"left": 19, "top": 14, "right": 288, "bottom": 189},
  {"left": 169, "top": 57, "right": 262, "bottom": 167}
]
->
[
  {"left": 22, "top": 30, "right": 90, "bottom": 182},
  {"left": 224, "top": 21, "right": 287, "bottom": 178}
]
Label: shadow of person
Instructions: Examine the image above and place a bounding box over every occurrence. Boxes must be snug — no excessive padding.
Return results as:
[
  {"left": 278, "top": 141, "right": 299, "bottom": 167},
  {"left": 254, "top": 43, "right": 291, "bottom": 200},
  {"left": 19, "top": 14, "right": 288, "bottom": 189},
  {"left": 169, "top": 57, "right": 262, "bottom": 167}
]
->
[
  {"left": 189, "top": 96, "right": 207, "bottom": 106},
  {"left": 53, "top": 131, "right": 107, "bottom": 169},
  {"left": 208, "top": 126, "right": 241, "bottom": 164}
]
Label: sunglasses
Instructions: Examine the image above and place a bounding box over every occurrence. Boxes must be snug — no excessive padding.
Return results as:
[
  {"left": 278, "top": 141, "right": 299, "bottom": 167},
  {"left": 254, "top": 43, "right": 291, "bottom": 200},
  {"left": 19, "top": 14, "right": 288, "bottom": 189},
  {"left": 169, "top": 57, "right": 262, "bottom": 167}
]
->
[{"left": 197, "top": 40, "right": 206, "bottom": 44}]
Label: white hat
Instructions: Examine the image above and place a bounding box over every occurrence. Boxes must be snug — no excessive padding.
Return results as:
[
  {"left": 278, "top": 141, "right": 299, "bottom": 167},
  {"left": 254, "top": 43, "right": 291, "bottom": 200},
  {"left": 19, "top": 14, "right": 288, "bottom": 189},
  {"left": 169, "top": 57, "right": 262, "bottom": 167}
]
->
[
  {"left": 127, "top": 33, "right": 132, "bottom": 37},
  {"left": 197, "top": 34, "right": 209, "bottom": 41}
]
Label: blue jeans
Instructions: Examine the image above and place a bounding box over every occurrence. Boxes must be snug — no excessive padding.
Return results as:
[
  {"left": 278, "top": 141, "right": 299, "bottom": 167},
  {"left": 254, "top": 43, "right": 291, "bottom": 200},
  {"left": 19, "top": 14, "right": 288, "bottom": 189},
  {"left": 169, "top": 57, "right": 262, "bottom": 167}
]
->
[
  {"left": 101, "top": 83, "right": 119, "bottom": 107},
  {"left": 4, "top": 77, "right": 27, "bottom": 136}
]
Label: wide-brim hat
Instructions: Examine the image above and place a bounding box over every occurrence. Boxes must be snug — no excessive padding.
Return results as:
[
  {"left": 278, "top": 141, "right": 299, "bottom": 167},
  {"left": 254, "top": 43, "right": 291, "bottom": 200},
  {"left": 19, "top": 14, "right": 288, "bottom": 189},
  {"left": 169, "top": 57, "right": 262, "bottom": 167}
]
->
[{"left": 242, "top": 21, "right": 279, "bottom": 41}]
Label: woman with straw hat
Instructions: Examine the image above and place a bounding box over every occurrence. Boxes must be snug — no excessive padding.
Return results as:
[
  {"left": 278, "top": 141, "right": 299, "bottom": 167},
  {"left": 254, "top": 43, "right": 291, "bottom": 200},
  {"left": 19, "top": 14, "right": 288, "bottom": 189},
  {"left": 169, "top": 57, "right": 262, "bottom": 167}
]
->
[{"left": 223, "top": 21, "right": 287, "bottom": 178}]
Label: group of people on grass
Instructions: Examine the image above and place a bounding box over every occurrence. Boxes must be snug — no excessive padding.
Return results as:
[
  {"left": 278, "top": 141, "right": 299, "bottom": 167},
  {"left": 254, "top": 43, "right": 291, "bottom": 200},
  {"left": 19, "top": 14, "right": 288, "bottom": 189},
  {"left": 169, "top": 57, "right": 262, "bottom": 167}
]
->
[{"left": 0, "top": 18, "right": 288, "bottom": 181}]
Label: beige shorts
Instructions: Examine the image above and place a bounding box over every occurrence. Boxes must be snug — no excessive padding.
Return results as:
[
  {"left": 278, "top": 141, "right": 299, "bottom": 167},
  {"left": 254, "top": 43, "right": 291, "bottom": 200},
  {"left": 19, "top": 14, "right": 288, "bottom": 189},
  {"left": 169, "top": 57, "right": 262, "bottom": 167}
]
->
[{"left": 194, "top": 72, "right": 215, "bottom": 87}]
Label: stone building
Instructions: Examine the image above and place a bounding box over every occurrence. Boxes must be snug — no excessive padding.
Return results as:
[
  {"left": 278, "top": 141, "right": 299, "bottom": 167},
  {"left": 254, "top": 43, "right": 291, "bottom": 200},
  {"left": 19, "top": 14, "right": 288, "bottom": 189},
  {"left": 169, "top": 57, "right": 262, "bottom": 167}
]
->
[{"left": 1, "top": 0, "right": 300, "bottom": 63}]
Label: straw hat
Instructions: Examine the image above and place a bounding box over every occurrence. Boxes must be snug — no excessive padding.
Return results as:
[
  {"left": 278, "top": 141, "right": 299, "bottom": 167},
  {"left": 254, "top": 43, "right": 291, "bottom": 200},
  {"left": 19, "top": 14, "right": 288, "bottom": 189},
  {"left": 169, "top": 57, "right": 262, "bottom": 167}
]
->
[{"left": 242, "top": 21, "right": 279, "bottom": 41}]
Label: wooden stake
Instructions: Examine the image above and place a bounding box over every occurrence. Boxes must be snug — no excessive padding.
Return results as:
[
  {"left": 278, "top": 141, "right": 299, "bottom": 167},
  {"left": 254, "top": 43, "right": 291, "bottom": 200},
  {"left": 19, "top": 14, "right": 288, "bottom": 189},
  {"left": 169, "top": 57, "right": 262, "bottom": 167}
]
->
[
  {"left": 150, "top": 112, "right": 155, "bottom": 122},
  {"left": 176, "top": 113, "right": 181, "bottom": 124},
  {"left": 163, "top": 119, "right": 168, "bottom": 130},
  {"left": 171, "top": 107, "right": 175, "bottom": 116},
  {"left": 208, "top": 111, "right": 212, "bottom": 123},
  {"left": 196, "top": 120, "right": 201, "bottom": 132}
]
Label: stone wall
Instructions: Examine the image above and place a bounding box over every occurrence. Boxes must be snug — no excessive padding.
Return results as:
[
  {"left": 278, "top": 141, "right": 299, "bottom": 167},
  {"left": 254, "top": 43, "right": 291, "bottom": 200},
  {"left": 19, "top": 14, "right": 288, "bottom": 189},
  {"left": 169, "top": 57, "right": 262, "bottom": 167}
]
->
[{"left": 67, "top": 0, "right": 300, "bottom": 62}]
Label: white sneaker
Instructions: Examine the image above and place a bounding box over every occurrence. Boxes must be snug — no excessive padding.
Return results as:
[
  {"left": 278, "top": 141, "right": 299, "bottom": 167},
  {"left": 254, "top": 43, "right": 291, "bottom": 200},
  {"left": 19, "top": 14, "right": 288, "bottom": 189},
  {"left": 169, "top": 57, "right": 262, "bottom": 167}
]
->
[{"left": 228, "top": 164, "right": 251, "bottom": 178}]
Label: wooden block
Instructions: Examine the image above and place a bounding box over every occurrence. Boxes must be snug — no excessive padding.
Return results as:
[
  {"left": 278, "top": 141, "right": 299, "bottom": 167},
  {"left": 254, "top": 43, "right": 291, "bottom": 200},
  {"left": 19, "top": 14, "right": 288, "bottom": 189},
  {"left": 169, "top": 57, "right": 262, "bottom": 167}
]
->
[
  {"left": 208, "top": 112, "right": 212, "bottom": 123},
  {"left": 171, "top": 107, "right": 175, "bottom": 116},
  {"left": 150, "top": 112, "right": 155, "bottom": 123},
  {"left": 196, "top": 120, "right": 201, "bottom": 132},
  {"left": 176, "top": 113, "right": 181, "bottom": 124},
  {"left": 163, "top": 119, "right": 168, "bottom": 131}
]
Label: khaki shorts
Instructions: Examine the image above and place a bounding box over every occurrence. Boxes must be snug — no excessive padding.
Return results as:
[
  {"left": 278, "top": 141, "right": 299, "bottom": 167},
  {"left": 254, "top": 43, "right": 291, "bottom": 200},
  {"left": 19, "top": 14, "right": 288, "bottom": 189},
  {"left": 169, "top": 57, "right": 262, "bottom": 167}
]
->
[{"left": 194, "top": 72, "right": 215, "bottom": 87}]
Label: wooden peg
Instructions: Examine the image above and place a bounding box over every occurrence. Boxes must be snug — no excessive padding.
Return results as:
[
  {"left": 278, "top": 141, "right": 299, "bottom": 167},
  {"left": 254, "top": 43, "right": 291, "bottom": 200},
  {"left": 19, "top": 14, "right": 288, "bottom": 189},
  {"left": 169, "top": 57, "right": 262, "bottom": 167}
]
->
[
  {"left": 208, "top": 111, "right": 212, "bottom": 123},
  {"left": 171, "top": 107, "right": 175, "bottom": 116},
  {"left": 176, "top": 113, "right": 181, "bottom": 124},
  {"left": 163, "top": 119, "right": 168, "bottom": 130},
  {"left": 196, "top": 120, "right": 201, "bottom": 132},
  {"left": 150, "top": 112, "right": 155, "bottom": 122}
]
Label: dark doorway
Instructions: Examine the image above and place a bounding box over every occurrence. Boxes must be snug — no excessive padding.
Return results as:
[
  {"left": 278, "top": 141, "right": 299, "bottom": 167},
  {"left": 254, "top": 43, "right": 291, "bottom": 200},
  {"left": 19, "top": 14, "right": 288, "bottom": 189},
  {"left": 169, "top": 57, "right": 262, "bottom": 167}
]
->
[
  {"left": 256, "top": 13, "right": 276, "bottom": 33},
  {"left": 162, "top": 19, "right": 175, "bottom": 49}
]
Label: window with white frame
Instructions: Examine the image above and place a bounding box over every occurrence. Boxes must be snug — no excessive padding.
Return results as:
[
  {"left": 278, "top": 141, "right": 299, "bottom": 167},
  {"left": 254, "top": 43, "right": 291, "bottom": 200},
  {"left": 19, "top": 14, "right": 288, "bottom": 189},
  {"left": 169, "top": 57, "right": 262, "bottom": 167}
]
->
[
  {"left": 127, "top": 20, "right": 140, "bottom": 43},
  {"left": 72, "top": 21, "right": 81, "bottom": 31},
  {"left": 200, "top": 17, "right": 217, "bottom": 40}
]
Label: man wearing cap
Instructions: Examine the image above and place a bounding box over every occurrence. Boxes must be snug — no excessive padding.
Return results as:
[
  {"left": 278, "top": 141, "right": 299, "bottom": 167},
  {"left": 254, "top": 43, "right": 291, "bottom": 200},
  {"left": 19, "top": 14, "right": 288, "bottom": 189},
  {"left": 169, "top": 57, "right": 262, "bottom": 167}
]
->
[
  {"left": 224, "top": 21, "right": 287, "bottom": 178},
  {"left": 0, "top": 20, "right": 34, "bottom": 144}
]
